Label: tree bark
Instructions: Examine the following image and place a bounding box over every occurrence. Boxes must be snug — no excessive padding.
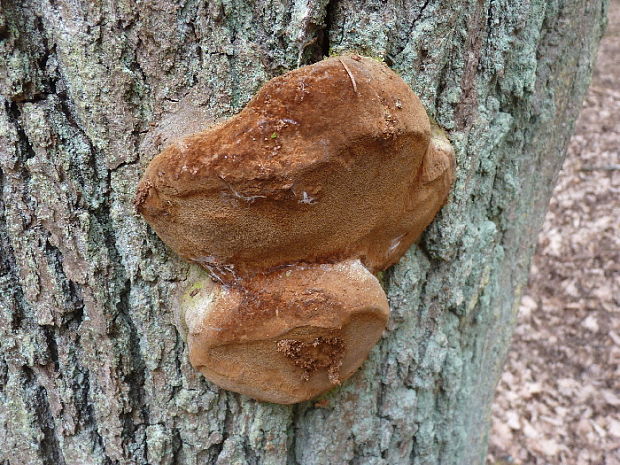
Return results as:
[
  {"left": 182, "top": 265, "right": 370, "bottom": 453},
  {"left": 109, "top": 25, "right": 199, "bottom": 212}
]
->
[{"left": 0, "top": 1, "right": 608, "bottom": 464}]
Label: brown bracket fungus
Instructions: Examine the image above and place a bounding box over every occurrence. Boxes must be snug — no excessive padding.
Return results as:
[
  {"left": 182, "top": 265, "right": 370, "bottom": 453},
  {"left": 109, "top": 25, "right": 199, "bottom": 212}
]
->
[{"left": 135, "top": 55, "right": 455, "bottom": 404}]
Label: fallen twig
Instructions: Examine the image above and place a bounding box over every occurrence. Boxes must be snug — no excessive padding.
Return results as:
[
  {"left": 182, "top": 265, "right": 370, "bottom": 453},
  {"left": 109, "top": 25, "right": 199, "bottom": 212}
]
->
[
  {"left": 579, "top": 164, "right": 620, "bottom": 171},
  {"left": 338, "top": 58, "right": 358, "bottom": 94}
]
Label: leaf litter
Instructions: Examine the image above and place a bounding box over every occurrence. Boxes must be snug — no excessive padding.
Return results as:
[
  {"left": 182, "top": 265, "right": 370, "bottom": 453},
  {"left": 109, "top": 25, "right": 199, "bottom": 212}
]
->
[{"left": 488, "top": 2, "right": 620, "bottom": 464}]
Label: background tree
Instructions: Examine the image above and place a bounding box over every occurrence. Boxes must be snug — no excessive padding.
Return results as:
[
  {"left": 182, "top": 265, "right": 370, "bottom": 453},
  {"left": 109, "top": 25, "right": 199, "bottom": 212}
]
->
[{"left": 0, "top": 1, "right": 608, "bottom": 464}]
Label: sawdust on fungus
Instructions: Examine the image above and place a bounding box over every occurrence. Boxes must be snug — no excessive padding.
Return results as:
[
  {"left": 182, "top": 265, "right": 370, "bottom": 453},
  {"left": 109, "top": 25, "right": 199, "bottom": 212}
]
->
[{"left": 276, "top": 336, "right": 345, "bottom": 384}]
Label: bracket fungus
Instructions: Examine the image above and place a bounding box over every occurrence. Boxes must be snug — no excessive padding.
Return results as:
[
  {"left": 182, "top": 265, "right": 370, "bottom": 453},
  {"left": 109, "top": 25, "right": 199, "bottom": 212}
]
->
[{"left": 135, "top": 55, "right": 455, "bottom": 404}]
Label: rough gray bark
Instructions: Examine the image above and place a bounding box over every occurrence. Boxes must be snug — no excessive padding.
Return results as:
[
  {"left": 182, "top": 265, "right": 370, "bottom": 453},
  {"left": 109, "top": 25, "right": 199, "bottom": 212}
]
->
[{"left": 0, "top": 1, "right": 607, "bottom": 464}]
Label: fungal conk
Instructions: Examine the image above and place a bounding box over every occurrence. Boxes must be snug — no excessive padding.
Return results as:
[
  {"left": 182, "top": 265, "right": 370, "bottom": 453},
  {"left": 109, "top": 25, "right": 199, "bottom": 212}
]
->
[{"left": 135, "top": 55, "right": 455, "bottom": 404}]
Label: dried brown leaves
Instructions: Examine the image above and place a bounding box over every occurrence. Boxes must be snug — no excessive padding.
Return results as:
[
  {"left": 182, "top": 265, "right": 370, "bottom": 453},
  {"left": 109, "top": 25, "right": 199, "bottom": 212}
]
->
[{"left": 488, "top": 2, "right": 620, "bottom": 464}]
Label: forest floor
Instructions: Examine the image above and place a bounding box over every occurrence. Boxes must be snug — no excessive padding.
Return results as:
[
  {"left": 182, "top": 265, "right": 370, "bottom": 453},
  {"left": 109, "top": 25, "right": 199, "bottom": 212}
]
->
[{"left": 488, "top": 2, "right": 620, "bottom": 464}]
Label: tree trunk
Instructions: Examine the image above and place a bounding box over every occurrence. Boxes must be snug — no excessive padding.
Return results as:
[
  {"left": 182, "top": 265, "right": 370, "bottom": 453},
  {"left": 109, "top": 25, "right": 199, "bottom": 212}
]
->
[{"left": 0, "top": 1, "right": 608, "bottom": 464}]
